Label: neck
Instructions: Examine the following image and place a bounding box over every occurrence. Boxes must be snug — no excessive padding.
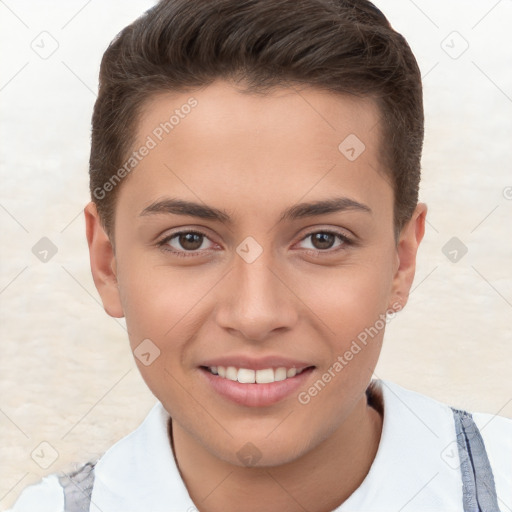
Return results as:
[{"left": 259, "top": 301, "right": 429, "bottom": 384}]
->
[{"left": 170, "top": 392, "right": 383, "bottom": 512}]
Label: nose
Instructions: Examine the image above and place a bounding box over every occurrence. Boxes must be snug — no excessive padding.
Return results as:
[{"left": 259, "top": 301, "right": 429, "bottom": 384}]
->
[{"left": 215, "top": 249, "right": 299, "bottom": 342}]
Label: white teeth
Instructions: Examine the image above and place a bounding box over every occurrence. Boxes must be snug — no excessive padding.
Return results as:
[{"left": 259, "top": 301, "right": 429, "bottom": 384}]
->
[
  {"left": 238, "top": 368, "right": 256, "bottom": 383},
  {"left": 208, "top": 365, "right": 308, "bottom": 383},
  {"left": 255, "top": 368, "right": 274, "bottom": 384},
  {"left": 226, "top": 366, "right": 238, "bottom": 381},
  {"left": 274, "top": 367, "right": 287, "bottom": 381}
]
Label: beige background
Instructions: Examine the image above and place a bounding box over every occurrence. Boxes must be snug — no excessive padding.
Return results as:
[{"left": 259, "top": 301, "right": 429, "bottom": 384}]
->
[{"left": 1, "top": 0, "right": 511, "bottom": 509}]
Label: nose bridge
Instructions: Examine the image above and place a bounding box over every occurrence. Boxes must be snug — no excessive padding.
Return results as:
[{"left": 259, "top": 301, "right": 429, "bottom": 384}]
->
[{"left": 216, "top": 244, "right": 297, "bottom": 341}]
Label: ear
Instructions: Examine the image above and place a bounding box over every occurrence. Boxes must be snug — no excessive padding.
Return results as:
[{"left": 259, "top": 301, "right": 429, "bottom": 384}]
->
[
  {"left": 388, "top": 202, "right": 427, "bottom": 312},
  {"left": 84, "top": 202, "right": 124, "bottom": 318}
]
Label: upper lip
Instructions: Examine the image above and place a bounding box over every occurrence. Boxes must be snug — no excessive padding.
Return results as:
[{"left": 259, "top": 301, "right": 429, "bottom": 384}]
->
[{"left": 199, "top": 355, "right": 315, "bottom": 371}]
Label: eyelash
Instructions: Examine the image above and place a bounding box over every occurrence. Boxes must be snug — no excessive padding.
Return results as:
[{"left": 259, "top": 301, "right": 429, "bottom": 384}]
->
[{"left": 156, "top": 229, "right": 354, "bottom": 258}]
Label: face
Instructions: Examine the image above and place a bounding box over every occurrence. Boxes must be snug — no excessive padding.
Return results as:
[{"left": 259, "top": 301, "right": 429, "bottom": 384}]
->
[{"left": 86, "top": 80, "right": 425, "bottom": 467}]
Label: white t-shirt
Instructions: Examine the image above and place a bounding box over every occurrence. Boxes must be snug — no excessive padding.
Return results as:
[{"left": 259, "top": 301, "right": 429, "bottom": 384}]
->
[{"left": 8, "top": 379, "right": 512, "bottom": 512}]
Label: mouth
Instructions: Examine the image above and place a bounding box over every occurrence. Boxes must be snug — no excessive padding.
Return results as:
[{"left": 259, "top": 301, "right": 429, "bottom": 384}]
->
[
  {"left": 199, "top": 363, "right": 316, "bottom": 407},
  {"left": 201, "top": 365, "right": 311, "bottom": 383}
]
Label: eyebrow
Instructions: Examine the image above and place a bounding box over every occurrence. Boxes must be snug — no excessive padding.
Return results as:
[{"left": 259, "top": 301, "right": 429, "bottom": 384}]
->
[{"left": 139, "top": 196, "right": 372, "bottom": 224}]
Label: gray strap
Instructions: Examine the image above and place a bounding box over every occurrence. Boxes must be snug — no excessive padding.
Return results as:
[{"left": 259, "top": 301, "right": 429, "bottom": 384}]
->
[
  {"left": 451, "top": 408, "right": 501, "bottom": 512},
  {"left": 57, "top": 461, "right": 96, "bottom": 512}
]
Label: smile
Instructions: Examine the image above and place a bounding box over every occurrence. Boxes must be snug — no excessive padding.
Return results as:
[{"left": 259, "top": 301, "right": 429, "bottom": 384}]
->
[
  {"left": 200, "top": 364, "right": 315, "bottom": 407},
  {"left": 205, "top": 365, "right": 308, "bottom": 383}
]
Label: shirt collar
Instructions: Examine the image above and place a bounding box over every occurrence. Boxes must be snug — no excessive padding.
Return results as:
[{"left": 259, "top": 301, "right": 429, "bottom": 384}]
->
[
  {"left": 90, "top": 401, "right": 195, "bottom": 511},
  {"left": 338, "top": 379, "right": 463, "bottom": 511},
  {"left": 90, "top": 379, "right": 463, "bottom": 512}
]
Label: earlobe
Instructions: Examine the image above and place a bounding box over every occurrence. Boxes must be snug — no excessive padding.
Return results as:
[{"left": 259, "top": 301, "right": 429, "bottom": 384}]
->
[
  {"left": 389, "top": 203, "right": 427, "bottom": 311},
  {"left": 84, "top": 202, "right": 124, "bottom": 318}
]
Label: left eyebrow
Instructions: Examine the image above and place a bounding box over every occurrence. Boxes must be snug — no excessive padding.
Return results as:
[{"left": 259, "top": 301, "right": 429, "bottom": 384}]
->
[
  {"left": 278, "top": 197, "right": 372, "bottom": 223},
  {"left": 139, "top": 196, "right": 372, "bottom": 224}
]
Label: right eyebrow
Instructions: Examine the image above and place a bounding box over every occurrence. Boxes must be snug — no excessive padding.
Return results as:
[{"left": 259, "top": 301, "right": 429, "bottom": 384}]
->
[{"left": 139, "top": 198, "right": 231, "bottom": 223}]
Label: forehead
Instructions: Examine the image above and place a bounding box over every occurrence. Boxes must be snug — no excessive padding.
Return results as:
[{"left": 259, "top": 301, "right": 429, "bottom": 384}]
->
[
  {"left": 138, "top": 81, "right": 382, "bottom": 160},
  {"left": 118, "top": 80, "right": 392, "bottom": 224}
]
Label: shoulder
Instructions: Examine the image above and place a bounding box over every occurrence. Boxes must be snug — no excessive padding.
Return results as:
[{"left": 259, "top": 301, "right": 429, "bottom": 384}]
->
[
  {"left": 7, "top": 460, "right": 97, "bottom": 512},
  {"left": 377, "top": 380, "right": 512, "bottom": 506},
  {"left": 472, "top": 409, "right": 512, "bottom": 453},
  {"left": 472, "top": 410, "right": 512, "bottom": 505},
  {"left": 472, "top": 409, "right": 512, "bottom": 445},
  {"left": 6, "top": 474, "right": 64, "bottom": 512},
  {"left": 380, "top": 379, "right": 512, "bottom": 446},
  {"left": 8, "top": 402, "right": 170, "bottom": 512}
]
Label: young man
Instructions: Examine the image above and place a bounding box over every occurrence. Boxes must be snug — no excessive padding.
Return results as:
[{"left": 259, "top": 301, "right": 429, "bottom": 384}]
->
[{"left": 9, "top": 0, "right": 511, "bottom": 511}]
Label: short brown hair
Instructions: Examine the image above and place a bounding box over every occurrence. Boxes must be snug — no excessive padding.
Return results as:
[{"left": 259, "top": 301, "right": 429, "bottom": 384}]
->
[{"left": 90, "top": 0, "right": 423, "bottom": 238}]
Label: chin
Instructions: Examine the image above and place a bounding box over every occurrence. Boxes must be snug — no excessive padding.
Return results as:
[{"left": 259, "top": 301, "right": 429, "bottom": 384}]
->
[{"left": 209, "top": 433, "right": 315, "bottom": 469}]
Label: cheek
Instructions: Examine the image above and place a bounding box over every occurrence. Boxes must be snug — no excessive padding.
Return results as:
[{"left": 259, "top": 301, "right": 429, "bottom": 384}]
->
[
  {"left": 306, "top": 258, "right": 394, "bottom": 339},
  {"left": 298, "top": 254, "right": 394, "bottom": 401},
  {"left": 116, "top": 267, "right": 202, "bottom": 408},
  {"left": 117, "top": 263, "right": 215, "bottom": 354},
  {"left": 293, "top": 268, "right": 390, "bottom": 432}
]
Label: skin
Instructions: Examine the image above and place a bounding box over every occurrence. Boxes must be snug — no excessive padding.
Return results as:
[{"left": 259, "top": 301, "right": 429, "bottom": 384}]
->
[{"left": 85, "top": 80, "right": 426, "bottom": 512}]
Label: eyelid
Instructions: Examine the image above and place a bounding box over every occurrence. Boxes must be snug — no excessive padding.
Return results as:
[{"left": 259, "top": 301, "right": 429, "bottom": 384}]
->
[
  {"left": 295, "top": 228, "right": 355, "bottom": 252},
  {"left": 156, "top": 226, "right": 356, "bottom": 257},
  {"left": 156, "top": 228, "right": 219, "bottom": 258},
  {"left": 155, "top": 225, "right": 217, "bottom": 244},
  {"left": 299, "top": 226, "right": 354, "bottom": 241}
]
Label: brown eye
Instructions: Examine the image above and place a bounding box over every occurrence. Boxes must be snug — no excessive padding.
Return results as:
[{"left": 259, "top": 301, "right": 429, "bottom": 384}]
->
[
  {"left": 297, "top": 230, "right": 352, "bottom": 253},
  {"left": 158, "top": 230, "right": 215, "bottom": 257},
  {"left": 177, "top": 232, "right": 204, "bottom": 251},
  {"left": 310, "top": 232, "right": 336, "bottom": 250}
]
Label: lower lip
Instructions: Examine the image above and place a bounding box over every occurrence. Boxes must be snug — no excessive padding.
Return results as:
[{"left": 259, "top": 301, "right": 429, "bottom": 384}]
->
[{"left": 200, "top": 367, "right": 315, "bottom": 407}]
